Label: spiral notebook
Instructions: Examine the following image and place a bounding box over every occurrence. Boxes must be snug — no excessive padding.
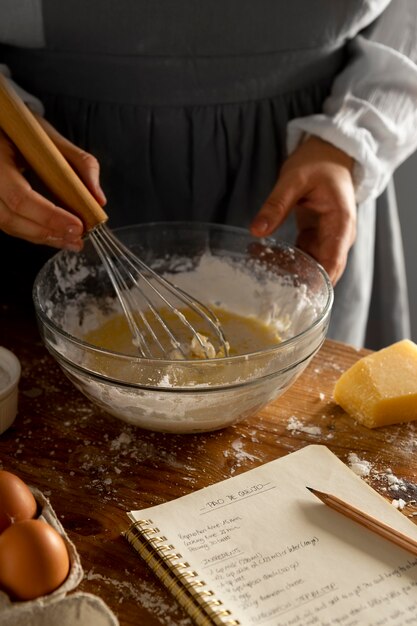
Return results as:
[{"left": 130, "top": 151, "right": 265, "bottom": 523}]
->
[{"left": 124, "top": 445, "right": 417, "bottom": 626}]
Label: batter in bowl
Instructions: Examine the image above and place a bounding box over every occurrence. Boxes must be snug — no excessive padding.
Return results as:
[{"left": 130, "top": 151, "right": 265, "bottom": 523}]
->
[{"left": 83, "top": 305, "right": 282, "bottom": 359}]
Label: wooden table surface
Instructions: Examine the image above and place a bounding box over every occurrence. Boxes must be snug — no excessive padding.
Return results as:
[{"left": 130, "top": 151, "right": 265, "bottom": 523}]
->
[{"left": 1, "top": 298, "right": 417, "bottom": 625}]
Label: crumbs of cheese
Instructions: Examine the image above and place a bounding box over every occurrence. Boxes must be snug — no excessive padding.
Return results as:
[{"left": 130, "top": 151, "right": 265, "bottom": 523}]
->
[{"left": 333, "top": 339, "right": 417, "bottom": 428}]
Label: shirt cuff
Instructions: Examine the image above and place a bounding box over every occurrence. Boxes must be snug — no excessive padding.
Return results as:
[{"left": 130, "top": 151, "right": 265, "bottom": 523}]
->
[{"left": 287, "top": 115, "right": 387, "bottom": 205}]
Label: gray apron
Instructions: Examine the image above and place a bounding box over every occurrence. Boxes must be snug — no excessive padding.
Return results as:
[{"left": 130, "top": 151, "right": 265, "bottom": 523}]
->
[{"left": 0, "top": 0, "right": 410, "bottom": 349}]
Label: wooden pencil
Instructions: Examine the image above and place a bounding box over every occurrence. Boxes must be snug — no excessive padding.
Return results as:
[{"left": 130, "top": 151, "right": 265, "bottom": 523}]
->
[{"left": 307, "top": 486, "right": 417, "bottom": 557}]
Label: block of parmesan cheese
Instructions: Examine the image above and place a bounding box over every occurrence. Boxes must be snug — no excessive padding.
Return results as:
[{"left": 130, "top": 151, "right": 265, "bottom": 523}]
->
[{"left": 333, "top": 339, "right": 417, "bottom": 428}]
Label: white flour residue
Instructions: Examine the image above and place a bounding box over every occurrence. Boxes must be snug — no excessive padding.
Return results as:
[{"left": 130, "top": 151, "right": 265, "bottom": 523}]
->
[
  {"left": 157, "top": 373, "right": 174, "bottom": 387},
  {"left": 286, "top": 416, "right": 322, "bottom": 436},
  {"left": 110, "top": 431, "right": 133, "bottom": 451},
  {"left": 383, "top": 468, "right": 407, "bottom": 493},
  {"left": 347, "top": 454, "right": 417, "bottom": 514},
  {"left": 347, "top": 453, "right": 372, "bottom": 478},
  {"left": 392, "top": 498, "right": 407, "bottom": 510},
  {"left": 314, "top": 360, "right": 345, "bottom": 375},
  {"left": 85, "top": 569, "right": 192, "bottom": 625},
  {"left": 222, "top": 437, "right": 262, "bottom": 474},
  {"left": 162, "top": 252, "right": 315, "bottom": 339},
  {"left": 229, "top": 439, "right": 260, "bottom": 462},
  {"left": 54, "top": 251, "right": 91, "bottom": 287}
]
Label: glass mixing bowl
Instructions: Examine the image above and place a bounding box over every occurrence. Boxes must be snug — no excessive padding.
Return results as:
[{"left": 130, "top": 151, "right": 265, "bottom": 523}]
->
[{"left": 33, "top": 222, "right": 333, "bottom": 433}]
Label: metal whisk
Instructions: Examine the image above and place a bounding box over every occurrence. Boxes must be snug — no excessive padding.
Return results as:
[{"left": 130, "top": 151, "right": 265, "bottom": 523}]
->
[
  {"left": 0, "top": 74, "right": 229, "bottom": 359},
  {"left": 90, "top": 224, "right": 229, "bottom": 358}
]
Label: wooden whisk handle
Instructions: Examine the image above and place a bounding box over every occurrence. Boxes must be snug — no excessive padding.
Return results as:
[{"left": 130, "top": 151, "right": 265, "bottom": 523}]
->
[{"left": 0, "top": 73, "right": 108, "bottom": 231}]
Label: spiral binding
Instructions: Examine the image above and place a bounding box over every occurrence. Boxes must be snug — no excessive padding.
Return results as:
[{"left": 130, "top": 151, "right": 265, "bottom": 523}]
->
[{"left": 124, "top": 519, "right": 240, "bottom": 626}]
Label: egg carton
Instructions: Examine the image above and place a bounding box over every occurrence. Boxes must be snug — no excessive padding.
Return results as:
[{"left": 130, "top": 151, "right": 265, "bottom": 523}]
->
[{"left": 0, "top": 488, "right": 119, "bottom": 626}]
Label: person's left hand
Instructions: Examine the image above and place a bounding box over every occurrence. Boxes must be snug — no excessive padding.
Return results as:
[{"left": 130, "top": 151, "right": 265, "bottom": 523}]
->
[{"left": 250, "top": 136, "right": 357, "bottom": 285}]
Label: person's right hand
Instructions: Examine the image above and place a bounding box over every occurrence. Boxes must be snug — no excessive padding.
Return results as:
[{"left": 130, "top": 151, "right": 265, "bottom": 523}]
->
[
  {"left": 250, "top": 136, "right": 356, "bottom": 285},
  {"left": 0, "top": 114, "right": 106, "bottom": 251}
]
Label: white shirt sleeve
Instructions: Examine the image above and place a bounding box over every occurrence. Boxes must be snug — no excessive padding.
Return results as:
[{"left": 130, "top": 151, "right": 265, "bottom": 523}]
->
[
  {"left": 0, "top": 64, "right": 44, "bottom": 115},
  {"left": 287, "top": 0, "right": 417, "bottom": 204}
]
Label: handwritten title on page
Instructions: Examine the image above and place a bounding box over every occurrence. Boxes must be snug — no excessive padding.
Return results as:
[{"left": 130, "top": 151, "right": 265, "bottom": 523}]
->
[{"left": 199, "top": 481, "right": 276, "bottom": 513}]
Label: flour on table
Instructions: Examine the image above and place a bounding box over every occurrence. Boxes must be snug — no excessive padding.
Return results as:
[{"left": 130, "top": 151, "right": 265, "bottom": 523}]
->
[
  {"left": 110, "top": 431, "right": 133, "bottom": 450},
  {"left": 286, "top": 416, "right": 322, "bottom": 436},
  {"left": 85, "top": 569, "right": 192, "bottom": 625},
  {"left": 230, "top": 439, "right": 260, "bottom": 462},
  {"left": 392, "top": 498, "right": 407, "bottom": 510},
  {"left": 347, "top": 452, "right": 372, "bottom": 478},
  {"left": 384, "top": 469, "right": 407, "bottom": 492},
  {"left": 347, "top": 454, "right": 417, "bottom": 513}
]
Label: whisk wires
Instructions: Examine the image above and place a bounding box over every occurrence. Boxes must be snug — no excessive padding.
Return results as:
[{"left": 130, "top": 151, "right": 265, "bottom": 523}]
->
[{"left": 89, "top": 224, "right": 229, "bottom": 360}]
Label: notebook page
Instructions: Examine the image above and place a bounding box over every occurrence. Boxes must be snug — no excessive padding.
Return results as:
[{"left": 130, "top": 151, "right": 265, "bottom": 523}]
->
[{"left": 128, "top": 445, "right": 417, "bottom": 625}]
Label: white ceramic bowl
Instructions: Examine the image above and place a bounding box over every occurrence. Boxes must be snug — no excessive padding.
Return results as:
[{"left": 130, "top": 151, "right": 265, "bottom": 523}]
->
[
  {"left": 0, "top": 347, "right": 21, "bottom": 435},
  {"left": 33, "top": 222, "right": 333, "bottom": 433}
]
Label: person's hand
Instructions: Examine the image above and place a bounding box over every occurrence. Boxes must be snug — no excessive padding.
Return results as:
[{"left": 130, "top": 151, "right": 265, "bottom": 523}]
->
[
  {"left": 250, "top": 136, "right": 356, "bottom": 285},
  {"left": 0, "top": 113, "right": 106, "bottom": 251}
]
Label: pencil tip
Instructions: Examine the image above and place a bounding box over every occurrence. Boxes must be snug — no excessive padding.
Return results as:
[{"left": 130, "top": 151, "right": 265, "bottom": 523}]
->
[{"left": 306, "top": 486, "right": 314, "bottom": 492}]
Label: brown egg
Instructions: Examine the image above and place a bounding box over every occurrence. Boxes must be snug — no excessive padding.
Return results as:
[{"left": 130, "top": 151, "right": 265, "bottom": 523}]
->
[
  {"left": 0, "top": 518, "right": 70, "bottom": 600},
  {"left": 0, "top": 470, "right": 37, "bottom": 532}
]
